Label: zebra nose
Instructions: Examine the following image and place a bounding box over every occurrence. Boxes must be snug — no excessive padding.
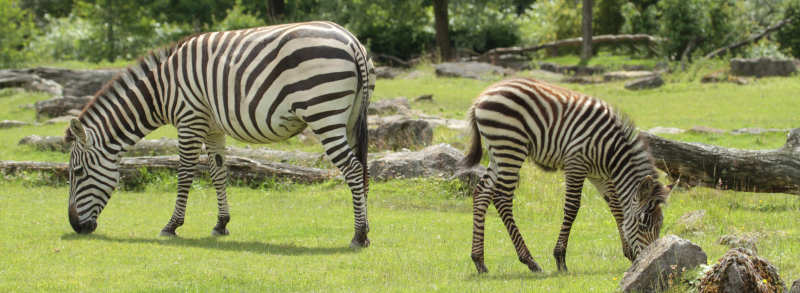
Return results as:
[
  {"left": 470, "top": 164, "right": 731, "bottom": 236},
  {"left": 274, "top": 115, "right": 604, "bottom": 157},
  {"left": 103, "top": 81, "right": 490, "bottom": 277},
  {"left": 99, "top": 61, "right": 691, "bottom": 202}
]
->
[
  {"left": 69, "top": 204, "right": 97, "bottom": 234},
  {"left": 78, "top": 220, "right": 97, "bottom": 234}
]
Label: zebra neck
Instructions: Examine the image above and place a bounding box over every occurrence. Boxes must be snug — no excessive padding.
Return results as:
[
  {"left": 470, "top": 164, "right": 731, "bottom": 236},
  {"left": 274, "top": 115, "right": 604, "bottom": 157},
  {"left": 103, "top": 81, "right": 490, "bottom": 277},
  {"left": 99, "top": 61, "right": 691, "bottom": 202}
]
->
[{"left": 78, "top": 54, "right": 170, "bottom": 155}]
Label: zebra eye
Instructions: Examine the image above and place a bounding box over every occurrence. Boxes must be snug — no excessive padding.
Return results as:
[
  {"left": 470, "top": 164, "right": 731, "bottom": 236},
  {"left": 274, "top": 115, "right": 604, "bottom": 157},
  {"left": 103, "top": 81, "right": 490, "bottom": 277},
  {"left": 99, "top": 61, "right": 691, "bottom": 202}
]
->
[{"left": 73, "top": 166, "right": 85, "bottom": 177}]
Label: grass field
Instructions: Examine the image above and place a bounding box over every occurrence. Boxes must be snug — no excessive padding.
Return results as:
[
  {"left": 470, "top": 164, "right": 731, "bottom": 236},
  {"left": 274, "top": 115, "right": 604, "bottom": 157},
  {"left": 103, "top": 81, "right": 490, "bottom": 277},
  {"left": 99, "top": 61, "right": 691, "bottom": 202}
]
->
[{"left": 1, "top": 60, "right": 799, "bottom": 292}]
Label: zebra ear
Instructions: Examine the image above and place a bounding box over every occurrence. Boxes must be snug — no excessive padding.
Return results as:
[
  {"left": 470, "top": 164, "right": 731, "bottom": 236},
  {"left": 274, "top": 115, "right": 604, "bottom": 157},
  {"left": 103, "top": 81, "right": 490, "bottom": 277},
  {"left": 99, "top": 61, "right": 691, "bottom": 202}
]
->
[
  {"left": 68, "top": 118, "right": 87, "bottom": 147},
  {"left": 637, "top": 175, "right": 656, "bottom": 202}
]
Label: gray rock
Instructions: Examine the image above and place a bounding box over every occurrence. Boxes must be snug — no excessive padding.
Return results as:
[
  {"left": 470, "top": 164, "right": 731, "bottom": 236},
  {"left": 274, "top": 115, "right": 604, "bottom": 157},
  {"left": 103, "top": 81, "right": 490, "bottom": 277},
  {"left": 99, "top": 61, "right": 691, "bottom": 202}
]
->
[
  {"left": 524, "top": 69, "right": 566, "bottom": 84},
  {"left": 488, "top": 54, "right": 532, "bottom": 70},
  {"left": 625, "top": 75, "right": 664, "bottom": 90},
  {"left": 623, "top": 64, "right": 651, "bottom": 71},
  {"left": 375, "top": 66, "right": 403, "bottom": 79},
  {"left": 730, "top": 57, "right": 798, "bottom": 77},
  {"left": 647, "top": 127, "right": 685, "bottom": 135},
  {"left": 368, "top": 118, "right": 433, "bottom": 151},
  {"left": 0, "top": 120, "right": 31, "bottom": 129},
  {"left": 620, "top": 235, "right": 707, "bottom": 293},
  {"left": 451, "top": 165, "right": 487, "bottom": 189},
  {"left": 19, "top": 135, "right": 69, "bottom": 152},
  {"left": 0, "top": 71, "right": 63, "bottom": 96},
  {"left": 538, "top": 62, "right": 605, "bottom": 75},
  {"left": 45, "top": 116, "right": 77, "bottom": 124},
  {"left": 791, "top": 279, "right": 800, "bottom": 293},
  {"left": 368, "top": 143, "right": 463, "bottom": 180},
  {"left": 605, "top": 70, "right": 657, "bottom": 81},
  {"left": 434, "top": 62, "right": 512, "bottom": 79},
  {"left": 730, "top": 128, "right": 788, "bottom": 135},
  {"left": 35, "top": 95, "right": 92, "bottom": 119},
  {"left": 689, "top": 126, "right": 726, "bottom": 134},
  {"left": 718, "top": 233, "right": 760, "bottom": 254},
  {"left": 414, "top": 94, "right": 433, "bottom": 102},
  {"left": 403, "top": 70, "right": 426, "bottom": 79},
  {"left": 676, "top": 210, "right": 705, "bottom": 233},
  {"left": 697, "top": 248, "right": 785, "bottom": 293},
  {"left": 368, "top": 97, "right": 411, "bottom": 116},
  {"left": 12, "top": 67, "right": 122, "bottom": 97}
]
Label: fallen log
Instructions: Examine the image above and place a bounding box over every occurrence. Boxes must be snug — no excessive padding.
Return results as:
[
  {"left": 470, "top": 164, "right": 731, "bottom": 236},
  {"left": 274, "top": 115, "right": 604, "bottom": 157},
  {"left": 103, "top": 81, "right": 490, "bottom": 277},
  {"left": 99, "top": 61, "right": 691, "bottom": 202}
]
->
[
  {"left": 480, "top": 34, "right": 664, "bottom": 60},
  {"left": 640, "top": 129, "right": 800, "bottom": 195},
  {"left": 0, "top": 155, "right": 333, "bottom": 185}
]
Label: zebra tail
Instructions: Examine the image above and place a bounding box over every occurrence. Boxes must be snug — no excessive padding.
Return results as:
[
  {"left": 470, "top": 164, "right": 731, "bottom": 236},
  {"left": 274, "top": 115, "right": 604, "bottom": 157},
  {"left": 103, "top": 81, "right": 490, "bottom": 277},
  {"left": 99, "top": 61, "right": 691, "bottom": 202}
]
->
[{"left": 460, "top": 105, "right": 483, "bottom": 168}]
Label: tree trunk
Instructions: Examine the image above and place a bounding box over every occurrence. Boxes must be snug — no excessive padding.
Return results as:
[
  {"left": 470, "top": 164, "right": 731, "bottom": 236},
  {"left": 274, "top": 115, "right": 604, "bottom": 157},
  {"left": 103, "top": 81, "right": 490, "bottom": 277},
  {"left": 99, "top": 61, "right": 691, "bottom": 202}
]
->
[
  {"left": 704, "top": 17, "right": 793, "bottom": 59},
  {"left": 433, "top": 0, "right": 452, "bottom": 62},
  {"left": 640, "top": 129, "right": 800, "bottom": 195},
  {"left": 580, "top": 0, "right": 593, "bottom": 65},
  {"left": 267, "top": 0, "right": 285, "bottom": 23},
  {"left": 106, "top": 0, "right": 115, "bottom": 62},
  {"left": 0, "top": 155, "right": 333, "bottom": 185}
]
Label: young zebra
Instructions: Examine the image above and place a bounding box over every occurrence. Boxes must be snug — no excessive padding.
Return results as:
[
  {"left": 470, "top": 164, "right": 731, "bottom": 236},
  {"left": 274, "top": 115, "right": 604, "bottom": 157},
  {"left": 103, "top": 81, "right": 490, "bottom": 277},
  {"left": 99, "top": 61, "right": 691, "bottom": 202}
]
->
[
  {"left": 65, "top": 21, "right": 375, "bottom": 247},
  {"left": 461, "top": 78, "right": 674, "bottom": 273}
]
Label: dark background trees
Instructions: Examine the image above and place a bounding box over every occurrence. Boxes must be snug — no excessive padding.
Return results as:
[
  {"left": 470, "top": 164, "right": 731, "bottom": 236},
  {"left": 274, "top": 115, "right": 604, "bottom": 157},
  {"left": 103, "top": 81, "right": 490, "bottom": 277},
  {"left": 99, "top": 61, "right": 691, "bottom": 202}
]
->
[{"left": 2, "top": 0, "right": 800, "bottom": 68}]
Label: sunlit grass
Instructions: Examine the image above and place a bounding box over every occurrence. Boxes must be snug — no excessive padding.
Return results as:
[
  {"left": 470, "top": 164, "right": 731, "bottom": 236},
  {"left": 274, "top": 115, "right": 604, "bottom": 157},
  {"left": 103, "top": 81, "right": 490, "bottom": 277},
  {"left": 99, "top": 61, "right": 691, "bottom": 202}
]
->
[{"left": 0, "top": 60, "right": 799, "bottom": 291}]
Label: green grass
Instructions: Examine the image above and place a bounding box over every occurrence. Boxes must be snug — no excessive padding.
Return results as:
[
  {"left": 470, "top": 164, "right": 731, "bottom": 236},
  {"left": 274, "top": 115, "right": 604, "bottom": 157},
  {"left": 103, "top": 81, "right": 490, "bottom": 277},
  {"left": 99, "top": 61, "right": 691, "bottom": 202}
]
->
[{"left": 1, "top": 59, "right": 799, "bottom": 291}]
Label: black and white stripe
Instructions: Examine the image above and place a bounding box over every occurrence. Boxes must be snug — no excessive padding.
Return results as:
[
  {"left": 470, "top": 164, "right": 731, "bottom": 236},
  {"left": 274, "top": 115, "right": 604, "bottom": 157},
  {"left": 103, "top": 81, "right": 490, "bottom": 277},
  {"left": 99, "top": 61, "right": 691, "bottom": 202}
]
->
[
  {"left": 66, "top": 21, "right": 374, "bottom": 247},
  {"left": 461, "top": 78, "right": 673, "bottom": 273}
]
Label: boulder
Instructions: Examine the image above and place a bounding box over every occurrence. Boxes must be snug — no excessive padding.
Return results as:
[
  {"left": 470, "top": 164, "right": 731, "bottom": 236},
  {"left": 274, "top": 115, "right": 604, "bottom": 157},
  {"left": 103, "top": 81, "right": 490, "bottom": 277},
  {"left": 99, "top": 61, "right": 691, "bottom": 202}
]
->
[
  {"left": 452, "top": 165, "right": 487, "bottom": 188},
  {"left": 730, "top": 128, "right": 788, "bottom": 135},
  {"left": 34, "top": 95, "right": 92, "bottom": 119},
  {"left": 538, "top": 62, "right": 605, "bottom": 75},
  {"left": 718, "top": 233, "right": 760, "bottom": 254},
  {"left": 485, "top": 54, "right": 532, "bottom": 70},
  {"left": 0, "top": 71, "right": 63, "bottom": 96},
  {"left": 688, "top": 126, "right": 726, "bottom": 134},
  {"left": 698, "top": 248, "right": 785, "bottom": 293},
  {"left": 625, "top": 75, "right": 664, "bottom": 90},
  {"left": 562, "top": 75, "right": 603, "bottom": 84},
  {"left": 368, "top": 143, "right": 464, "bottom": 180},
  {"left": 368, "top": 118, "right": 433, "bottom": 151},
  {"left": 0, "top": 120, "right": 31, "bottom": 129},
  {"left": 434, "top": 62, "right": 512, "bottom": 79},
  {"left": 604, "top": 70, "right": 657, "bottom": 81},
  {"left": 524, "top": 69, "right": 567, "bottom": 84},
  {"left": 620, "top": 235, "right": 708, "bottom": 293},
  {"left": 13, "top": 67, "right": 122, "bottom": 97},
  {"left": 647, "top": 127, "right": 685, "bottom": 135},
  {"left": 19, "top": 135, "right": 70, "bottom": 152},
  {"left": 375, "top": 66, "right": 404, "bottom": 79},
  {"left": 730, "top": 58, "right": 797, "bottom": 77},
  {"left": 791, "top": 279, "right": 800, "bottom": 293},
  {"left": 45, "top": 116, "right": 77, "bottom": 124},
  {"left": 368, "top": 97, "right": 411, "bottom": 116}
]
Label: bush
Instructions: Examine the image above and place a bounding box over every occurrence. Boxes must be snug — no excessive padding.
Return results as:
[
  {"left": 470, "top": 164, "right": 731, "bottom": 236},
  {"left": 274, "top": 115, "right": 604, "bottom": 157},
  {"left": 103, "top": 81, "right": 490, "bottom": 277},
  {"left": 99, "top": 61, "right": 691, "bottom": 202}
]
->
[
  {"left": 657, "top": 0, "right": 743, "bottom": 60},
  {"left": 449, "top": 2, "right": 520, "bottom": 54},
  {"left": 30, "top": 15, "right": 94, "bottom": 61},
  {"left": 212, "top": 0, "right": 266, "bottom": 31},
  {"left": 0, "top": 0, "right": 37, "bottom": 68},
  {"left": 777, "top": 0, "right": 800, "bottom": 58}
]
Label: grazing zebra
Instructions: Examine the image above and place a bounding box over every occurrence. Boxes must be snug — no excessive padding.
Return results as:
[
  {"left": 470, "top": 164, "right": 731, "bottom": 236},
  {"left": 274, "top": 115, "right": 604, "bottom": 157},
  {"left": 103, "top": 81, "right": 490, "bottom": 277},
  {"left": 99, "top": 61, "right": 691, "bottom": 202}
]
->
[
  {"left": 65, "top": 21, "right": 375, "bottom": 247},
  {"left": 461, "top": 78, "right": 674, "bottom": 273}
]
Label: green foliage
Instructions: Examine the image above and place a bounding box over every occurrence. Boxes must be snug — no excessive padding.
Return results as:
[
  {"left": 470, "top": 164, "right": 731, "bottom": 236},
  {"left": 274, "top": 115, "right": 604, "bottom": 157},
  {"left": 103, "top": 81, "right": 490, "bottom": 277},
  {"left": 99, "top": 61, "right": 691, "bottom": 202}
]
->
[
  {"left": 518, "top": 0, "right": 581, "bottom": 45},
  {"left": 19, "top": 0, "right": 75, "bottom": 20},
  {"left": 777, "top": 0, "right": 800, "bottom": 58},
  {"left": 0, "top": 0, "right": 38, "bottom": 68},
  {"left": 595, "top": 0, "right": 625, "bottom": 35},
  {"left": 212, "top": 0, "right": 266, "bottom": 31},
  {"left": 657, "top": 0, "right": 742, "bottom": 60},
  {"left": 148, "top": 0, "right": 235, "bottom": 32},
  {"left": 30, "top": 15, "right": 94, "bottom": 61},
  {"left": 620, "top": 1, "right": 659, "bottom": 35},
  {"left": 449, "top": 1, "right": 521, "bottom": 53},
  {"left": 744, "top": 39, "right": 789, "bottom": 59}
]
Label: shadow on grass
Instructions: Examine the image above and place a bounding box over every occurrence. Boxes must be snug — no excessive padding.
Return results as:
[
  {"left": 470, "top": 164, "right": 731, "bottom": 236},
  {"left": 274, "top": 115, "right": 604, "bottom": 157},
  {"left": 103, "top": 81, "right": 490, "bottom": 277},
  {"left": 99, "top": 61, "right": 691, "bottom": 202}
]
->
[
  {"left": 465, "top": 267, "right": 625, "bottom": 281},
  {"left": 60, "top": 233, "right": 358, "bottom": 256}
]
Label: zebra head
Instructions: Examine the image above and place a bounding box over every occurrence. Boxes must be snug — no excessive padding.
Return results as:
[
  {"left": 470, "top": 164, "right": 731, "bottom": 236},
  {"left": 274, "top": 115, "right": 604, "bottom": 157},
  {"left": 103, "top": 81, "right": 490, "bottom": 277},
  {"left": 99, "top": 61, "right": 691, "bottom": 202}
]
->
[
  {"left": 628, "top": 175, "right": 674, "bottom": 259},
  {"left": 66, "top": 118, "right": 120, "bottom": 234}
]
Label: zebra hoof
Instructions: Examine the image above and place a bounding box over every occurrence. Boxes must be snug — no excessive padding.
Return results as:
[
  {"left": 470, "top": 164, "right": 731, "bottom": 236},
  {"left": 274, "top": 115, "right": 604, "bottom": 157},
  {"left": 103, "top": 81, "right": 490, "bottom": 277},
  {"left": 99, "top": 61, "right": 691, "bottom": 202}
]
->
[
  {"left": 472, "top": 254, "right": 488, "bottom": 274},
  {"left": 159, "top": 230, "right": 178, "bottom": 237},
  {"left": 211, "top": 228, "right": 229, "bottom": 236},
  {"left": 523, "top": 258, "right": 543, "bottom": 273},
  {"left": 349, "top": 237, "right": 370, "bottom": 248}
]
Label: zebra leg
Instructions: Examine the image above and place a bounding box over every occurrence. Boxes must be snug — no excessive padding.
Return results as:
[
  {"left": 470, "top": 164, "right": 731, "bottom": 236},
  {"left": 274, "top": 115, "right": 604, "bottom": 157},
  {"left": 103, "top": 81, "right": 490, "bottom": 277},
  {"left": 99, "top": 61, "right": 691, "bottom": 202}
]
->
[
  {"left": 206, "top": 130, "right": 230, "bottom": 236},
  {"left": 589, "top": 178, "right": 632, "bottom": 261},
  {"left": 159, "top": 136, "right": 204, "bottom": 237},
  {"left": 491, "top": 160, "right": 542, "bottom": 273},
  {"left": 553, "top": 164, "right": 588, "bottom": 272},
  {"left": 470, "top": 173, "right": 492, "bottom": 273},
  {"left": 314, "top": 127, "right": 370, "bottom": 248}
]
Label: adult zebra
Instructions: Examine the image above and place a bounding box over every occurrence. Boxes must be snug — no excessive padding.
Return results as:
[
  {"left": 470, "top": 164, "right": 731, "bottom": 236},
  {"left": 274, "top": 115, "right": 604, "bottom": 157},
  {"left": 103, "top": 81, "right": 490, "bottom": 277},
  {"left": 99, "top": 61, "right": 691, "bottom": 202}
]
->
[
  {"left": 65, "top": 21, "right": 375, "bottom": 247},
  {"left": 461, "top": 78, "right": 674, "bottom": 273}
]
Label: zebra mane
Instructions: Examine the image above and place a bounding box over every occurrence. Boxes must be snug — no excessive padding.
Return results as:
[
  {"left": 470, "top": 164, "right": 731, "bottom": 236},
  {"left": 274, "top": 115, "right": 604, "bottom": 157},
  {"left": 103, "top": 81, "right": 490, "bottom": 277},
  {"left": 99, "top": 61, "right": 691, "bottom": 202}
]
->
[{"left": 613, "top": 108, "right": 660, "bottom": 180}]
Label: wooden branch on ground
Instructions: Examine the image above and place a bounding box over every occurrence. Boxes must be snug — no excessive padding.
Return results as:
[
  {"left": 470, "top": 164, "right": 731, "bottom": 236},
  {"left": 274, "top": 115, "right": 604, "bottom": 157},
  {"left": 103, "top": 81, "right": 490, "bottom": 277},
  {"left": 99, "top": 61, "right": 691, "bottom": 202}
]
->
[
  {"left": 372, "top": 53, "right": 412, "bottom": 68},
  {"left": 640, "top": 129, "right": 800, "bottom": 195},
  {"left": 0, "top": 155, "right": 333, "bottom": 185},
  {"left": 480, "top": 34, "right": 665, "bottom": 60},
  {"left": 704, "top": 17, "right": 793, "bottom": 59}
]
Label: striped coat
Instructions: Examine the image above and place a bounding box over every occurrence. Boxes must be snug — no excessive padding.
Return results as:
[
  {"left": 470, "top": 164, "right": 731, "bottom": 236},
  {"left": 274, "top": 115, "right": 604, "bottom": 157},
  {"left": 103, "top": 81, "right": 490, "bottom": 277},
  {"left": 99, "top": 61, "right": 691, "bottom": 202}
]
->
[
  {"left": 461, "top": 78, "right": 673, "bottom": 273},
  {"left": 66, "top": 21, "right": 374, "bottom": 247}
]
